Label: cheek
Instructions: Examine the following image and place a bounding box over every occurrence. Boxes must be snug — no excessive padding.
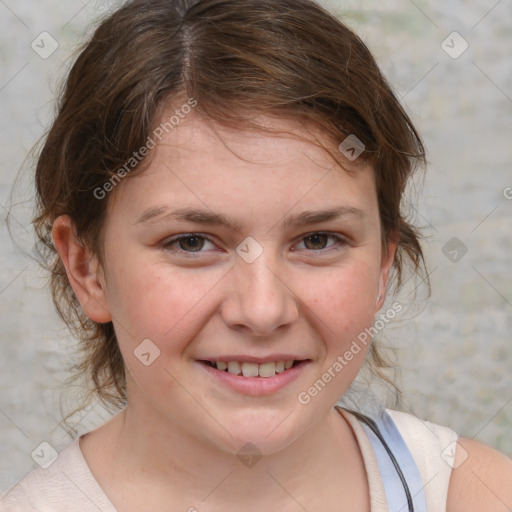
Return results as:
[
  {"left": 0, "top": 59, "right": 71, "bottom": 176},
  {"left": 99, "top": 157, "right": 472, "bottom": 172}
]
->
[
  {"left": 104, "top": 254, "right": 224, "bottom": 347},
  {"left": 304, "top": 261, "right": 379, "bottom": 340},
  {"left": 104, "top": 265, "right": 217, "bottom": 391},
  {"left": 292, "top": 261, "right": 379, "bottom": 405}
]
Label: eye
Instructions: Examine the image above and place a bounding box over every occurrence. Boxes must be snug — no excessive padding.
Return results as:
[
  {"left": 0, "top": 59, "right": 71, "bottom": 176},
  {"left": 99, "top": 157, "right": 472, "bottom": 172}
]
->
[
  {"left": 160, "top": 231, "right": 349, "bottom": 257},
  {"left": 294, "top": 232, "right": 348, "bottom": 253},
  {"left": 161, "top": 234, "right": 216, "bottom": 255}
]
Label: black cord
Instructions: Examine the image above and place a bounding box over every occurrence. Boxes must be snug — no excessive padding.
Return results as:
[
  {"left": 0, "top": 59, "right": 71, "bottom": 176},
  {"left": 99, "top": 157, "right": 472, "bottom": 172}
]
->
[{"left": 348, "top": 410, "right": 414, "bottom": 512}]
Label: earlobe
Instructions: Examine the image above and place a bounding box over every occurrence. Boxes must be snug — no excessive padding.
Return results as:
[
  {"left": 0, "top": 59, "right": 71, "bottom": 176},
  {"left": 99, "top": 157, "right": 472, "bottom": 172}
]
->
[{"left": 52, "top": 215, "right": 112, "bottom": 323}]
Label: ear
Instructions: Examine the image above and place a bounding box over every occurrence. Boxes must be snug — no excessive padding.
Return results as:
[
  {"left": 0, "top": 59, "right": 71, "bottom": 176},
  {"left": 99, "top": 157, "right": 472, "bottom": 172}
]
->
[
  {"left": 376, "top": 233, "right": 398, "bottom": 311},
  {"left": 52, "top": 215, "right": 112, "bottom": 323}
]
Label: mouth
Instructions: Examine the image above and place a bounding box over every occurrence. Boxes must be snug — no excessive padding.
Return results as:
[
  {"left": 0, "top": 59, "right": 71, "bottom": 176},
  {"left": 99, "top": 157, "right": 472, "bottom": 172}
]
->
[
  {"left": 196, "top": 358, "right": 311, "bottom": 396},
  {"left": 198, "top": 359, "right": 309, "bottom": 378}
]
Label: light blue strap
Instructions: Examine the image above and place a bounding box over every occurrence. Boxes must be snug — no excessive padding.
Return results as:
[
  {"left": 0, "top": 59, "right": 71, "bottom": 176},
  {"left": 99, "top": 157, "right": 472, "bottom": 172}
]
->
[{"left": 359, "top": 410, "right": 428, "bottom": 512}]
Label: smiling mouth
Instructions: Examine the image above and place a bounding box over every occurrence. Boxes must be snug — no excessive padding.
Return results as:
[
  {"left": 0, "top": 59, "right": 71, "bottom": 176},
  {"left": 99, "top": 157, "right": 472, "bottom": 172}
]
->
[{"left": 199, "top": 359, "right": 308, "bottom": 378}]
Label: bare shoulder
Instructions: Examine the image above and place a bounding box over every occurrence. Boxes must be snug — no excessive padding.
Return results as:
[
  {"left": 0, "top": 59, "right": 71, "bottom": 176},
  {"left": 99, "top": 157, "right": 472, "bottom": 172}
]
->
[{"left": 447, "top": 436, "right": 512, "bottom": 512}]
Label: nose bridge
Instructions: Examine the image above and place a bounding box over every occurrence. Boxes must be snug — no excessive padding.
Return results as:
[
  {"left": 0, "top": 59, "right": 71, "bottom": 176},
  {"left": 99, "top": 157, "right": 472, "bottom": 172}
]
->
[{"left": 222, "top": 243, "right": 298, "bottom": 335}]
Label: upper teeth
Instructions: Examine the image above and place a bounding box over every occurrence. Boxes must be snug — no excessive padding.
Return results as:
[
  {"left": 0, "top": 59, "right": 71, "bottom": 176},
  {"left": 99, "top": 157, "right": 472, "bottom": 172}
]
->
[{"left": 213, "top": 360, "right": 295, "bottom": 377}]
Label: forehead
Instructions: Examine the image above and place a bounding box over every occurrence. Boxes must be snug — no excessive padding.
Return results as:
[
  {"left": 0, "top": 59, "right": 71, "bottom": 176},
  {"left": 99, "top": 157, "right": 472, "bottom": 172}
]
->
[
  {"left": 157, "top": 113, "right": 356, "bottom": 169},
  {"left": 108, "top": 113, "right": 377, "bottom": 223}
]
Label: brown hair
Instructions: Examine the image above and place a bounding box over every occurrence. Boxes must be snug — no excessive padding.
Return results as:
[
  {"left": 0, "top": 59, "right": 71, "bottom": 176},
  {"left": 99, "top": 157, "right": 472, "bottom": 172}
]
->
[{"left": 32, "top": 0, "right": 427, "bottom": 427}]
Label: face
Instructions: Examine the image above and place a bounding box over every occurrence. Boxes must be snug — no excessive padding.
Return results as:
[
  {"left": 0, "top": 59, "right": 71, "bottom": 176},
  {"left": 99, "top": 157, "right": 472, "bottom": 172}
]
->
[{"left": 81, "top": 114, "right": 394, "bottom": 455}]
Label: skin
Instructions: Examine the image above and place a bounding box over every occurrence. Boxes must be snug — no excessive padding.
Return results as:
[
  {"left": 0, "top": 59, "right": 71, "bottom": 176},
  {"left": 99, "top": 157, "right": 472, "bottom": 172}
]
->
[
  {"left": 447, "top": 437, "right": 512, "bottom": 511},
  {"left": 52, "top": 114, "right": 512, "bottom": 511}
]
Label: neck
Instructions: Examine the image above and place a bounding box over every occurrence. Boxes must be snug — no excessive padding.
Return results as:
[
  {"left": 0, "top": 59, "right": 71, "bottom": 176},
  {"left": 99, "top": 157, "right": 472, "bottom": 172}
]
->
[{"left": 101, "top": 398, "right": 363, "bottom": 509}]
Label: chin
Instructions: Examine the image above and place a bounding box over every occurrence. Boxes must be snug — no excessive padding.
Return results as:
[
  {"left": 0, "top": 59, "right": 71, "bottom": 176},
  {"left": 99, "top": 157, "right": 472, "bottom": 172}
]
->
[{"left": 208, "top": 405, "right": 311, "bottom": 457}]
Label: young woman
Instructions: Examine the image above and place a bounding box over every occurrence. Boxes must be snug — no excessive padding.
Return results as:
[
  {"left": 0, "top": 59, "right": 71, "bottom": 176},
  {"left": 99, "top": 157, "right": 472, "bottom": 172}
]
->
[{"left": 1, "top": 0, "right": 511, "bottom": 510}]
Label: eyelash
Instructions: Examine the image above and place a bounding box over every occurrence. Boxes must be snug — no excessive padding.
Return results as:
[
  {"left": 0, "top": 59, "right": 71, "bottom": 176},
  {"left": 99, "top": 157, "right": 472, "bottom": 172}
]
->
[{"left": 160, "top": 232, "right": 350, "bottom": 257}]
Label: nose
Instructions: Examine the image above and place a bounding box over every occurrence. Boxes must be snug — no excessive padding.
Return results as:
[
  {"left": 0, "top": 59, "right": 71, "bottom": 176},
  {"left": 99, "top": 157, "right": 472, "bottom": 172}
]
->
[{"left": 220, "top": 250, "right": 299, "bottom": 337}]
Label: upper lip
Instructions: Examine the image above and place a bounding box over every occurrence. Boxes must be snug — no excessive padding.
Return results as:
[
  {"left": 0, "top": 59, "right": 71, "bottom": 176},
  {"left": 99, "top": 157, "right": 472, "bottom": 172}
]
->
[{"left": 198, "top": 355, "right": 310, "bottom": 364}]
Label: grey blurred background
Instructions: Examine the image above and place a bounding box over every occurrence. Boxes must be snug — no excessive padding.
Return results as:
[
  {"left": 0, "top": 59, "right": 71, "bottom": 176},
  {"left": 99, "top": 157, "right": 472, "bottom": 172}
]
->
[{"left": 1, "top": 0, "right": 511, "bottom": 492}]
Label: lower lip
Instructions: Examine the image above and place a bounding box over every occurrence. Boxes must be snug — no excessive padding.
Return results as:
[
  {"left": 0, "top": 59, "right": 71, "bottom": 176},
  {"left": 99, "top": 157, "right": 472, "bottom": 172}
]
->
[{"left": 196, "top": 360, "right": 311, "bottom": 396}]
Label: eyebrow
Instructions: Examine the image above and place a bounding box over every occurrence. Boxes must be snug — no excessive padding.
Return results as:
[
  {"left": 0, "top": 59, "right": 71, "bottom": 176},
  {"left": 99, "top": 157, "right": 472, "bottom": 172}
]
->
[{"left": 135, "top": 205, "right": 366, "bottom": 231}]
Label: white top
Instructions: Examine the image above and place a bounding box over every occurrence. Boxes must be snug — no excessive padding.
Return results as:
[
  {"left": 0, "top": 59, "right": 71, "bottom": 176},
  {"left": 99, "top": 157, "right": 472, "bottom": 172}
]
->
[
  {"left": 340, "top": 408, "right": 459, "bottom": 511},
  {"left": 0, "top": 408, "right": 459, "bottom": 511}
]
